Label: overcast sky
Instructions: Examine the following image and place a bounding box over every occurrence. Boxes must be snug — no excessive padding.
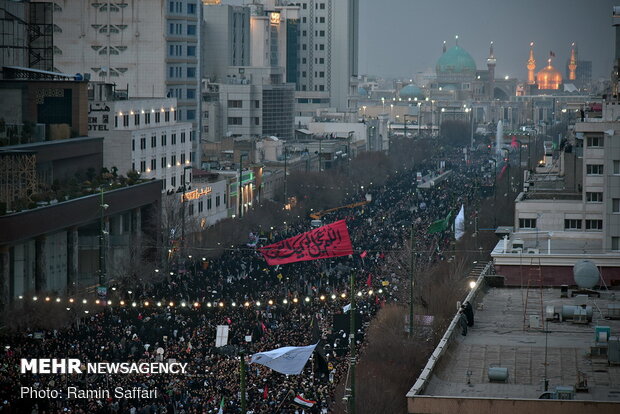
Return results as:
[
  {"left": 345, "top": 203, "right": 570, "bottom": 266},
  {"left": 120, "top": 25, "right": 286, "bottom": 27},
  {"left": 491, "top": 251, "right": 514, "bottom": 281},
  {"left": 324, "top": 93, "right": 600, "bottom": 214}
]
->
[{"left": 359, "top": 0, "right": 615, "bottom": 81}]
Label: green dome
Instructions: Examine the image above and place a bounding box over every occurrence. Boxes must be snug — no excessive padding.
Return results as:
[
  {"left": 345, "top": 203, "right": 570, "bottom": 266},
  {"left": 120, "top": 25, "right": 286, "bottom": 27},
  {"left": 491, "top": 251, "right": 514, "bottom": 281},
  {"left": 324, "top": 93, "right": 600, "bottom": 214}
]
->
[
  {"left": 436, "top": 45, "right": 476, "bottom": 75},
  {"left": 399, "top": 84, "right": 425, "bottom": 100}
]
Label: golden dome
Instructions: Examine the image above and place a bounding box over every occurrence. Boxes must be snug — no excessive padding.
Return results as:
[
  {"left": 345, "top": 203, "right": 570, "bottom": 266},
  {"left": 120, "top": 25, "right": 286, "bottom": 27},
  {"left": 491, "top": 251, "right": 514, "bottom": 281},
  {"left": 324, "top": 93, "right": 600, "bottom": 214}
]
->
[{"left": 536, "top": 60, "right": 562, "bottom": 90}]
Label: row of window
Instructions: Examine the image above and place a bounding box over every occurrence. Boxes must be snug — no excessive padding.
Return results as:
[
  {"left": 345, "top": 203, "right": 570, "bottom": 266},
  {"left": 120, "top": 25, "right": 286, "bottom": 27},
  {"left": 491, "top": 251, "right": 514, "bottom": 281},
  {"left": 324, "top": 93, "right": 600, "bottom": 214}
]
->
[
  {"left": 132, "top": 133, "right": 187, "bottom": 151},
  {"left": 115, "top": 110, "right": 176, "bottom": 128},
  {"left": 169, "top": 1, "right": 197, "bottom": 15},
  {"left": 168, "top": 88, "right": 196, "bottom": 100},
  {"left": 169, "top": 44, "right": 197, "bottom": 57},
  {"left": 133, "top": 154, "right": 191, "bottom": 173},
  {"left": 168, "top": 22, "right": 197, "bottom": 36},
  {"left": 518, "top": 218, "right": 605, "bottom": 231},
  {"left": 586, "top": 161, "right": 620, "bottom": 175},
  {"left": 169, "top": 66, "right": 196, "bottom": 79},
  {"left": 227, "top": 117, "right": 260, "bottom": 126},
  {"left": 227, "top": 100, "right": 260, "bottom": 109},
  {"left": 188, "top": 196, "right": 223, "bottom": 216}
]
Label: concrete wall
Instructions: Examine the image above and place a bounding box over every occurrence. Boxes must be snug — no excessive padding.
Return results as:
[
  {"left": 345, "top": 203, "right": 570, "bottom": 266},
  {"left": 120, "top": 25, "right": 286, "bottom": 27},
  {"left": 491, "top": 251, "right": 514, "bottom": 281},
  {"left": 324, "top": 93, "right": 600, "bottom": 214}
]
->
[
  {"left": 494, "top": 263, "right": 620, "bottom": 287},
  {"left": 409, "top": 396, "right": 619, "bottom": 414}
]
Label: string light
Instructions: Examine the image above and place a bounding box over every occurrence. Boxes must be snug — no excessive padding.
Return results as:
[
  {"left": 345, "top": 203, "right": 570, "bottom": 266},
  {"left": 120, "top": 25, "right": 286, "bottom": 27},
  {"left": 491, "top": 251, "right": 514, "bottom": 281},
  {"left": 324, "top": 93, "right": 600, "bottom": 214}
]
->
[{"left": 293, "top": 298, "right": 299, "bottom": 303}]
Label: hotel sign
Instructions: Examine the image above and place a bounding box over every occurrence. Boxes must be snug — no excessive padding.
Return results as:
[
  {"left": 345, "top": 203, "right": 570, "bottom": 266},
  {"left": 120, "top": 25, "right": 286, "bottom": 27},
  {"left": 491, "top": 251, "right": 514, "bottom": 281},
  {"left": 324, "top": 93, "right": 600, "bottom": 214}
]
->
[
  {"left": 270, "top": 12, "right": 280, "bottom": 25},
  {"left": 181, "top": 187, "right": 212, "bottom": 202}
]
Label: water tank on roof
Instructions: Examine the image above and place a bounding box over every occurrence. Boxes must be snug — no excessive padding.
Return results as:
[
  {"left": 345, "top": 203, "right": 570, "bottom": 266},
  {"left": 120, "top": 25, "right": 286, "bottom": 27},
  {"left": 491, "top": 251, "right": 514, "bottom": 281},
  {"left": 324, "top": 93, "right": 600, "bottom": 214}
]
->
[{"left": 573, "top": 259, "right": 600, "bottom": 289}]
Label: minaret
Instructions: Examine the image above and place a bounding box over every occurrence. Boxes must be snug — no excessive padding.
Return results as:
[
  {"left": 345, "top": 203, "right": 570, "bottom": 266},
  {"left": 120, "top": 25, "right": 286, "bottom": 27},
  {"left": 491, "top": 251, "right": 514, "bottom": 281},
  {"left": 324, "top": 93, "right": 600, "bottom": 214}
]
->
[
  {"left": 527, "top": 41, "right": 536, "bottom": 85},
  {"left": 443, "top": 40, "right": 446, "bottom": 53},
  {"left": 568, "top": 42, "right": 577, "bottom": 81},
  {"left": 487, "top": 41, "right": 496, "bottom": 99}
]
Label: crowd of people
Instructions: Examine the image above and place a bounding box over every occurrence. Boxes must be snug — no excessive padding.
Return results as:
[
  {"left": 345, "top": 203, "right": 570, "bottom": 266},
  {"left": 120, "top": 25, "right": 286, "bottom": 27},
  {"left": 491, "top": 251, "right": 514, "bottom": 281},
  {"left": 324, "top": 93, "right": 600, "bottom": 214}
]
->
[{"left": 0, "top": 146, "right": 490, "bottom": 414}]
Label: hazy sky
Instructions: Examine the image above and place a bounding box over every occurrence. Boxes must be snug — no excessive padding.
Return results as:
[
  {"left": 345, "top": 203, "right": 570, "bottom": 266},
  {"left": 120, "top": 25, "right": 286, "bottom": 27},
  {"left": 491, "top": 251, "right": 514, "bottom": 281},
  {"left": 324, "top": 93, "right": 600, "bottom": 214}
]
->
[{"left": 359, "top": 0, "right": 615, "bottom": 81}]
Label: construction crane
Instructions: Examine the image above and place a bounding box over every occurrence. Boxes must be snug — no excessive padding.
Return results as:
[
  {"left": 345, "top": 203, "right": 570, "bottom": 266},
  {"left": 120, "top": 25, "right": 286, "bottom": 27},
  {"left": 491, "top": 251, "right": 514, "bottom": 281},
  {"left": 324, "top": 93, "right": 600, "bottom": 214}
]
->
[{"left": 309, "top": 199, "right": 370, "bottom": 220}]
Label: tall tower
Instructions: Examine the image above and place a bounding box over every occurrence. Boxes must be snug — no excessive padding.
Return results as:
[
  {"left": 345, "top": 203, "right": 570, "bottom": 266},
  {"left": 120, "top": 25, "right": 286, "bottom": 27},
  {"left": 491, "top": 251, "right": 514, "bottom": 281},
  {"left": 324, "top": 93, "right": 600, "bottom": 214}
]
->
[
  {"left": 568, "top": 42, "right": 577, "bottom": 81},
  {"left": 487, "top": 41, "right": 496, "bottom": 99},
  {"left": 527, "top": 42, "right": 536, "bottom": 85}
]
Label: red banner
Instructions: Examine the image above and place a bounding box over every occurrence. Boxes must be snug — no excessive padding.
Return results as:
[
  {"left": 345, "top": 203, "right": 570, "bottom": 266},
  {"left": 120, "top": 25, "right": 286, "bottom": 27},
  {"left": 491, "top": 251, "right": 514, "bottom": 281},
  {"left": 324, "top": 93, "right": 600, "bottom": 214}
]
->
[{"left": 259, "top": 220, "right": 353, "bottom": 265}]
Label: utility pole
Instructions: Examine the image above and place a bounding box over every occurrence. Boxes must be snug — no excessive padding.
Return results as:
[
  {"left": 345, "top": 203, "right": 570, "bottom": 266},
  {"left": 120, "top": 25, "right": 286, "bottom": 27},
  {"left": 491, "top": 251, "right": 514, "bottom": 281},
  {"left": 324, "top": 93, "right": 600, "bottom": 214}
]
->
[
  {"left": 346, "top": 270, "right": 356, "bottom": 414},
  {"left": 98, "top": 187, "right": 107, "bottom": 287},
  {"left": 318, "top": 138, "right": 322, "bottom": 172},
  {"left": 409, "top": 224, "right": 415, "bottom": 336},
  {"left": 238, "top": 153, "right": 247, "bottom": 218},
  {"left": 181, "top": 166, "right": 192, "bottom": 256},
  {"left": 283, "top": 146, "right": 288, "bottom": 207},
  {"left": 240, "top": 351, "right": 247, "bottom": 413}
]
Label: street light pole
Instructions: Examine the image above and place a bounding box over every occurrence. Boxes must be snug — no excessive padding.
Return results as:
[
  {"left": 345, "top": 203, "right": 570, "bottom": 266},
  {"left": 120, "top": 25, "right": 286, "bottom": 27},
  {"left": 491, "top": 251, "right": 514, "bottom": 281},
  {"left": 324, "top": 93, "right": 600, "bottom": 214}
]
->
[
  {"left": 347, "top": 270, "right": 356, "bottom": 414},
  {"left": 488, "top": 158, "right": 497, "bottom": 228},
  {"left": 238, "top": 153, "right": 247, "bottom": 218},
  {"left": 98, "top": 187, "right": 107, "bottom": 287},
  {"left": 283, "top": 146, "right": 288, "bottom": 207},
  {"left": 409, "top": 224, "right": 415, "bottom": 337},
  {"left": 181, "top": 165, "right": 192, "bottom": 256}
]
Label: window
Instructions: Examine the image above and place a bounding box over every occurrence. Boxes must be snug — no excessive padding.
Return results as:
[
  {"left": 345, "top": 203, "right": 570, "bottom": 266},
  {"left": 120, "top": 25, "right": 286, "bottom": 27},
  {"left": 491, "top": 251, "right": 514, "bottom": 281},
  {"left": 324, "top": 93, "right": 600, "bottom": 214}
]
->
[
  {"left": 187, "top": 89, "right": 196, "bottom": 99},
  {"left": 161, "top": 134, "right": 167, "bottom": 146},
  {"left": 134, "top": 114, "right": 140, "bottom": 125},
  {"left": 165, "top": 111, "right": 170, "bottom": 122},
  {"left": 207, "top": 198, "right": 212, "bottom": 210},
  {"left": 151, "top": 136, "right": 156, "bottom": 148},
  {"left": 132, "top": 139, "right": 135, "bottom": 151},
  {"left": 140, "top": 161, "right": 146, "bottom": 173},
  {"left": 319, "top": 44, "right": 324, "bottom": 51},
  {"left": 585, "top": 219, "right": 603, "bottom": 231},
  {"left": 319, "top": 3, "right": 325, "bottom": 9},
  {"left": 586, "top": 192, "right": 603, "bottom": 203},
  {"left": 187, "top": 67, "right": 196, "bottom": 78},
  {"left": 115, "top": 116, "right": 118, "bottom": 127},
  {"left": 586, "top": 164, "right": 603, "bottom": 175},
  {"left": 145, "top": 113, "right": 151, "bottom": 124},
  {"left": 187, "top": 45, "right": 196, "bottom": 56},
  {"left": 613, "top": 198, "right": 620, "bottom": 213},
  {"left": 171, "top": 155, "right": 176, "bottom": 166},
  {"left": 161, "top": 156, "right": 167, "bottom": 168},
  {"left": 254, "top": 117, "right": 260, "bottom": 125},
  {"left": 614, "top": 160, "right": 620, "bottom": 175},
  {"left": 189, "top": 203, "right": 194, "bottom": 216},
  {"left": 187, "top": 24, "right": 196, "bottom": 35},
  {"left": 319, "top": 71, "right": 325, "bottom": 78},
  {"left": 302, "top": 30, "right": 307, "bottom": 37},
  {"left": 181, "top": 132, "right": 186, "bottom": 143},
  {"left": 228, "top": 100, "right": 243, "bottom": 108},
  {"left": 519, "top": 218, "right": 536, "bottom": 229},
  {"left": 187, "top": 3, "right": 196, "bottom": 14},
  {"left": 319, "top": 16, "right": 325, "bottom": 23},
  {"left": 123, "top": 115, "right": 129, "bottom": 127},
  {"left": 150, "top": 159, "right": 156, "bottom": 171},
  {"left": 216, "top": 195, "right": 221, "bottom": 207},
  {"left": 171, "top": 176, "right": 176, "bottom": 187},
  {"left": 171, "top": 134, "right": 177, "bottom": 145},
  {"left": 198, "top": 201, "right": 203, "bottom": 213},
  {"left": 319, "top": 30, "right": 325, "bottom": 37},
  {"left": 612, "top": 237, "right": 620, "bottom": 251},
  {"left": 228, "top": 117, "right": 242, "bottom": 125},
  {"left": 155, "top": 112, "right": 161, "bottom": 123},
  {"left": 187, "top": 110, "right": 195, "bottom": 120},
  {"left": 254, "top": 100, "right": 260, "bottom": 109},
  {"left": 564, "top": 219, "right": 582, "bottom": 230},
  {"left": 587, "top": 136, "right": 603, "bottom": 148},
  {"left": 140, "top": 138, "right": 146, "bottom": 150}
]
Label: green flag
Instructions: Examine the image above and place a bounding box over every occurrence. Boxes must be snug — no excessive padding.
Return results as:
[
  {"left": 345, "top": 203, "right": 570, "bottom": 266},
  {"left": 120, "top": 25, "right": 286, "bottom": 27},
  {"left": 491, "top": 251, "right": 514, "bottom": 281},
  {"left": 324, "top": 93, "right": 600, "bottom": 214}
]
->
[
  {"left": 217, "top": 397, "right": 225, "bottom": 414},
  {"left": 428, "top": 211, "right": 452, "bottom": 234}
]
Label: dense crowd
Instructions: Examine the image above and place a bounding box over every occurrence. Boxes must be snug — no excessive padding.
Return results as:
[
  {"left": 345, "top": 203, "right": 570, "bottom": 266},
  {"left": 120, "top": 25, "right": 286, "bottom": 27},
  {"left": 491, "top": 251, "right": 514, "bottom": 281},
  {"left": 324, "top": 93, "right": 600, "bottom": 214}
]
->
[{"left": 0, "top": 147, "right": 488, "bottom": 414}]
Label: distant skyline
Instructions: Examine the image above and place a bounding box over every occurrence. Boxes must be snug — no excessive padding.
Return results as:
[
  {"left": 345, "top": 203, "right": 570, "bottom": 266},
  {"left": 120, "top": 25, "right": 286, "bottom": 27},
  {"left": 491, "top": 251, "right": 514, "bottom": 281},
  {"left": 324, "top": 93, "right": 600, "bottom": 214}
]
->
[{"left": 359, "top": 0, "right": 615, "bottom": 81}]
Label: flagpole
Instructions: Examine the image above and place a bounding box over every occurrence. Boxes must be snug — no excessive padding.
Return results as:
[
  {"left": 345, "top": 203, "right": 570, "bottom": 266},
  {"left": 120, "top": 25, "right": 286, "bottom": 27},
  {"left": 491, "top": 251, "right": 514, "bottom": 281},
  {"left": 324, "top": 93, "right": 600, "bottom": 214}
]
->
[
  {"left": 275, "top": 389, "right": 293, "bottom": 414},
  {"left": 346, "top": 269, "right": 356, "bottom": 414},
  {"left": 240, "top": 351, "right": 247, "bottom": 414},
  {"left": 409, "top": 224, "right": 415, "bottom": 337}
]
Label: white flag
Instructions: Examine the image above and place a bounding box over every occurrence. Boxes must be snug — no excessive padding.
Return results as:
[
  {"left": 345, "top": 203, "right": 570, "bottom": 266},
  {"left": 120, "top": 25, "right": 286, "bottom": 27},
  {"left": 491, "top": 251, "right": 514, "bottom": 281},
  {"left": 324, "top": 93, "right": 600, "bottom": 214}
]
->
[
  {"left": 455, "top": 205, "right": 465, "bottom": 241},
  {"left": 250, "top": 343, "right": 318, "bottom": 375},
  {"left": 215, "top": 325, "right": 229, "bottom": 348},
  {"left": 342, "top": 303, "right": 351, "bottom": 313}
]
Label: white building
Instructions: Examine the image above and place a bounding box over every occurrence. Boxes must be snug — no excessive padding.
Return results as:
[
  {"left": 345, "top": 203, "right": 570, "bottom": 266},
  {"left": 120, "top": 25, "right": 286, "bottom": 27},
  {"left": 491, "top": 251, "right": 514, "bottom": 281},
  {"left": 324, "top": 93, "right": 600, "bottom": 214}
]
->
[
  {"left": 88, "top": 83, "right": 193, "bottom": 193},
  {"left": 37, "top": 0, "right": 201, "bottom": 160},
  {"left": 293, "top": 0, "right": 359, "bottom": 115}
]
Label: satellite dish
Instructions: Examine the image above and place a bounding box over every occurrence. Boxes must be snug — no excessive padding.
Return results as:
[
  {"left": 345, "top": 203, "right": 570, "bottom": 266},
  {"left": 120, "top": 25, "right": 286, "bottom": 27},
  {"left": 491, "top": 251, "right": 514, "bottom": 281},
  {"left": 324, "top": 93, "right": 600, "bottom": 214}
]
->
[{"left": 573, "top": 259, "right": 599, "bottom": 289}]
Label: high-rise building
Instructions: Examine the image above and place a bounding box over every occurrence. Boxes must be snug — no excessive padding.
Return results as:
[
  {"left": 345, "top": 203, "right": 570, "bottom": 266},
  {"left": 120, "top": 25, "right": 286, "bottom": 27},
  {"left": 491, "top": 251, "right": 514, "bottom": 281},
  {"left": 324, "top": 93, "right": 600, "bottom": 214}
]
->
[
  {"left": 33, "top": 0, "right": 202, "bottom": 163},
  {"left": 202, "top": 3, "right": 250, "bottom": 82},
  {"left": 293, "top": 0, "right": 359, "bottom": 115}
]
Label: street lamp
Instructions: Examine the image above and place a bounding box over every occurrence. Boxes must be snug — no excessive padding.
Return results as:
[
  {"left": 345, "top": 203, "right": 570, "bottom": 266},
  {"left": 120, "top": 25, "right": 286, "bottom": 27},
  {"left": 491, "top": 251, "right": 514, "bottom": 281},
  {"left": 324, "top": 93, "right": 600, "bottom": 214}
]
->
[
  {"left": 238, "top": 153, "right": 248, "bottom": 218},
  {"left": 488, "top": 158, "right": 497, "bottom": 227},
  {"left": 181, "top": 165, "right": 192, "bottom": 256},
  {"left": 417, "top": 102, "right": 422, "bottom": 137}
]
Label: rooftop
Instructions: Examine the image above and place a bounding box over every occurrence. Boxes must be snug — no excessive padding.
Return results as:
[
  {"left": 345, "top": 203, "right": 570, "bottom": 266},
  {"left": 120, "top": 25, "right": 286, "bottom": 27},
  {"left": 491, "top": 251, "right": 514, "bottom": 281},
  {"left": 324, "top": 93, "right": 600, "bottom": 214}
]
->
[{"left": 422, "top": 287, "right": 620, "bottom": 401}]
